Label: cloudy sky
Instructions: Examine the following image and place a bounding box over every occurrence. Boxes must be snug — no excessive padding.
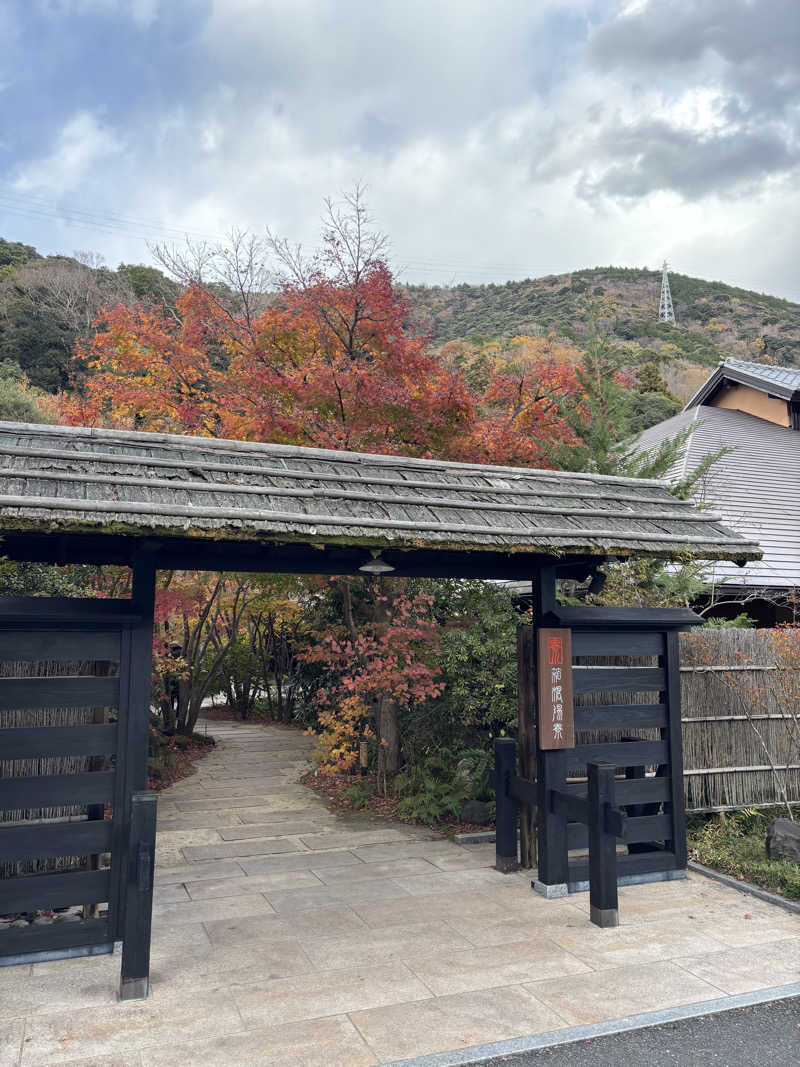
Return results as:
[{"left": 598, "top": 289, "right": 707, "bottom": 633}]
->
[{"left": 2, "top": 0, "right": 799, "bottom": 298}]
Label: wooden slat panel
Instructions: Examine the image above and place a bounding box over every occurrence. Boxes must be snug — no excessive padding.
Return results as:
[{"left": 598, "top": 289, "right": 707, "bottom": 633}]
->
[
  {"left": 0, "top": 869, "right": 110, "bottom": 913},
  {"left": 624, "top": 814, "right": 671, "bottom": 843},
  {"left": 0, "top": 819, "right": 112, "bottom": 861},
  {"left": 0, "top": 917, "right": 110, "bottom": 958},
  {"left": 0, "top": 631, "right": 120, "bottom": 663},
  {"left": 568, "top": 850, "right": 679, "bottom": 884},
  {"left": 0, "top": 676, "right": 119, "bottom": 711},
  {"left": 562, "top": 777, "right": 671, "bottom": 805},
  {"left": 573, "top": 667, "right": 665, "bottom": 695},
  {"left": 0, "top": 772, "right": 115, "bottom": 811},
  {"left": 614, "top": 777, "right": 671, "bottom": 805},
  {"left": 0, "top": 724, "right": 117, "bottom": 760},
  {"left": 572, "top": 632, "right": 664, "bottom": 657},
  {"left": 567, "top": 813, "right": 671, "bottom": 850},
  {"left": 571, "top": 740, "right": 669, "bottom": 766},
  {"left": 552, "top": 606, "right": 701, "bottom": 630},
  {"left": 575, "top": 704, "right": 667, "bottom": 731}
]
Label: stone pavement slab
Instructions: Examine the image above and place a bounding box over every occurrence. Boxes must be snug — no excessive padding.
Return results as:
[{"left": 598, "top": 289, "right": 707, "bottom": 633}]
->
[
  {"left": 184, "top": 869, "right": 324, "bottom": 900},
  {"left": 239, "top": 848, "right": 364, "bottom": 875},
  {"left": 181, "top": 836, "right": 305, "bottom": 861},
  {"left": 232, "top": 960, "right": 432, "bottom": 1029},
  {"left": 523, "top": 960, "right": 724, "bottom": 1026},
  {"left": 5, "top": 718, "right": 799, "bottom": 1067},
  {"left": 0, "top": 1022, "right": 24, "bottom": 1066},
  {"left": 138, "top": 1015, "right": 376, "bottom": 1067},
  {"left": 18, "top": 990, "right": 243, "bottom": 1065},
  {"left": 348, "top": 986, "right": 566, "bottom": 1062},
  {"left": 202, "top": 904, "right": 369, "bottom": 947},
  {"left": 265, "top": 879, "right": 411, "bottom": 913},
  {"left": 674, "top": 938, "right": 800, "bottom": 994},
  {"left": 218, "top": 819, "right": 334, "bottom": 839}
]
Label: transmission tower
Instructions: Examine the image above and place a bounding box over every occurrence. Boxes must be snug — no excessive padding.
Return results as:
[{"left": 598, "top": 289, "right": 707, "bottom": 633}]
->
[{"left": 658, "top": 260, "right": 676, "bottom": 325}]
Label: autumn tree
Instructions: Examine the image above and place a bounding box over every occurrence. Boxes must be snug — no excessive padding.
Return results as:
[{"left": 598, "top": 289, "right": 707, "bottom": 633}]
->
[
  {"left": 152, "top": 571, "right": 257, "bottom": 735},
  {"left": 464, "top": 335, "right": 584, "bottom": 467},
  {"left": 60, "top": 192, "right": 628, "bottom": 784},
  {"left": 300, "top": 580, "right": 443, "bottom": 790}
]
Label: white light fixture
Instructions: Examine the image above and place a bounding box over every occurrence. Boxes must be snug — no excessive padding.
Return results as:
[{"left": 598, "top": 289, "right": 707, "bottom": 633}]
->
[{"left": 358, "top": 551, "right": 395, "bottom": 575}]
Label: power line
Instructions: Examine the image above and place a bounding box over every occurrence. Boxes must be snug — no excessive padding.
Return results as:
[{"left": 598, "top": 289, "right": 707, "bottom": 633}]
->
[{"left": 0, "top": 187, "right": 541, "bottom": 279}]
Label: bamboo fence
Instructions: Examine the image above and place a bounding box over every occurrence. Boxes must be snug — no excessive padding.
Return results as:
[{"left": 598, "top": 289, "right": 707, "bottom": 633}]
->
[
  {"left": 572, "top": 629, "right": 800, "bottom": 813},
  {"left": 679, "top": 629, "right": 800, "bottom": 813}
]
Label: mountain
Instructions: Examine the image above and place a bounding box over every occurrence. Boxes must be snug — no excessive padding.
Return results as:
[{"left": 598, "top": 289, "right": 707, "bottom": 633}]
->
[
  {"left": 0, "top": 238, "right": 179, "bottom": 392},
  {"left": 3, "top": 232, "right": 799, "bottom": 406},
  {"left": 404, "top": 267, "right": 800, "bottom": 369}
]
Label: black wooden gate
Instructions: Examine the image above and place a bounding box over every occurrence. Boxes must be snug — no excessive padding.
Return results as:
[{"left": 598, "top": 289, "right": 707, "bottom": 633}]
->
[
  {"left": 517, "top": 605, "right": 702, "bottom": 893},
  {"left": 0, "top": 591, "right": 155, "bottom": 995}
]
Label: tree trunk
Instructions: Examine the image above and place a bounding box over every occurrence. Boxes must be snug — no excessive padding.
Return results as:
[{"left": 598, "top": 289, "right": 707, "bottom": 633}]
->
[{"left": 375, "top": 694, "right": 400, "bottom": 795}]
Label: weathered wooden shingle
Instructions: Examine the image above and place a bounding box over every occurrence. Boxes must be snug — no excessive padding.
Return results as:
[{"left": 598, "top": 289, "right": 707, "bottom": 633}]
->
[{"left": 0, "top": 421, "right": 760, "bottom": 562}]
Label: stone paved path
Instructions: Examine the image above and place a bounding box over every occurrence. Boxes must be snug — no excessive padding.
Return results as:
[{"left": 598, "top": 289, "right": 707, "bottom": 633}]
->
[{"left": 1, "top": 720, "right": 798, "bottom": 1066}]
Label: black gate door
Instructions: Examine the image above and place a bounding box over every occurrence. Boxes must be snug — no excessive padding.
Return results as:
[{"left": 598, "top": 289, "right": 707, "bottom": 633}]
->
[{"left": 0, "top": 597, "right": 148, "bottom": 968}]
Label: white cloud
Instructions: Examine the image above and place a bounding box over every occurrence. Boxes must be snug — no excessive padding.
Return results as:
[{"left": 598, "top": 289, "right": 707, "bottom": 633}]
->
[
  {"left": 14, "top": 112, "right": 124, "bottom": 196},
  {"left": 4, "top": 0, "right": 800, "bottom": 302}
]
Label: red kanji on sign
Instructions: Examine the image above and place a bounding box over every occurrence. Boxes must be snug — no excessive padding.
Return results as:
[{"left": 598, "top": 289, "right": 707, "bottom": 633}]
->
[
  {"left": 548, "top": 636, "right": 564, "bottom": 666},
  {"left": 537, "top": 628, "right": 574, "bottom": 750}
]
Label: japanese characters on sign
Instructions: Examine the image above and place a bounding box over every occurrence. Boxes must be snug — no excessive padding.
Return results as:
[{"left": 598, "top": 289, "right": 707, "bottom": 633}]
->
[{"left": 537, "top": 627, "right": 574, "bottom": 750}]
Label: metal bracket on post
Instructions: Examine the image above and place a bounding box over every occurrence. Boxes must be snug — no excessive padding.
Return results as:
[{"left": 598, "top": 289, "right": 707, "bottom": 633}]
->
[
  {"left": 494, "top": 738, "right": 519, "bottom": 873},
  {"left": 588, "top": 761, "right": 619, "bottom": 928},
  {"left": 119, "top": 791, "right": 157, "bottom": 1001}
]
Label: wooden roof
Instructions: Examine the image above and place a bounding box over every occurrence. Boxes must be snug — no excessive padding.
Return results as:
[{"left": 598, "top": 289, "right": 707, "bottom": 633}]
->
[{"left": 0, "top": 421, "right": 760, "bottom": 578}]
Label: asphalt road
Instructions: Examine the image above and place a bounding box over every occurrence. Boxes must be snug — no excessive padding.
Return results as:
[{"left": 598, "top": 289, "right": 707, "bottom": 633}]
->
[{"left": 464, "top": 997, "right": 800, "bottom": 1067}]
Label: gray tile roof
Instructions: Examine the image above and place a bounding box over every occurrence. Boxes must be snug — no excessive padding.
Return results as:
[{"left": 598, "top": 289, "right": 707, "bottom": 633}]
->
[
  {"left": 635, "top": 405, "right": 800, "bottom": 587},
  {"left": 685, "top": 358, "right": 800, "bottom": 410},
  {"left": 0, "top": 421, "right": 758, "bottom": 564},
  {"left": 722, "top": 359, "right": 800, "bottom": 389}
]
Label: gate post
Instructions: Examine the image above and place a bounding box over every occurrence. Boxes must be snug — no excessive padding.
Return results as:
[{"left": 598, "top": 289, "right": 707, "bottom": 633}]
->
[
  {"left": 119, "top": 791, "right": 157, "bottom": 1000},
  {"left": 531, "top": 566, "right": 569, "bottom": 896},
  {"left": 588, "top": 761, "right": 618, "bottom": 928},
  {"left": 494, "top": 738, "right": 519, "bottom": 872}
]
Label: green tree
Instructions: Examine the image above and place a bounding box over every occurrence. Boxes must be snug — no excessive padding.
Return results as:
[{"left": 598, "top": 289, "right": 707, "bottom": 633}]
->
[
  {"left": 0, "top": 360, "right": 47, "bottom": 422},
  {"left": 116, "top": 263, "right": 180, "bottom": 306},
  {"left": 555, "top": 317, "right": 635, "bottom": 474}
]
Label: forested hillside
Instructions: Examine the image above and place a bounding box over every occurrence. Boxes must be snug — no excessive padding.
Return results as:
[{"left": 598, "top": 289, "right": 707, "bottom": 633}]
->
[
  {"left": 0, "top": 237, "right": 178, "bottom": 391},
  {"left": 4, "top": 235, "right": 799, "bottom": 402},
  {"left": 405, "top": 267, "right": 800, "bottom": 368}
]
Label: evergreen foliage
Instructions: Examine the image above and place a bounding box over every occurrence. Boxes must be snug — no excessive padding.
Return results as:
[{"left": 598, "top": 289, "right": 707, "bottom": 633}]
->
[{"left": 406, "top": 267, "right": 800, "bottom": 367}]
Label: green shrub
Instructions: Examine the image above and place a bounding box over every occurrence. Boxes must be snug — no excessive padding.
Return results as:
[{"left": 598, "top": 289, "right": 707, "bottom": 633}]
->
[
  {"left": 396, "top": 772, "right": 467, "bottom": 823},
  {"left": 343, "top": 780, "right": 374, "bottom": 810},
  {"left": 688, "top": 809, "right": 800, "bottom": 899}
]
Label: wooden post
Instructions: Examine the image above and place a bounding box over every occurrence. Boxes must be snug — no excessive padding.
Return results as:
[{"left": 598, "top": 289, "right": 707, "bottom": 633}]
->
[
  {"left": 532, "top": 565, "right": 569, "bottom": 894},
  {"left": 664, "top": 630, "right": 688, "bottom": 868},
  {"left": 588, "top": 761, "right": 618, "bottom": 928},
  {"left": 494, "top": 738, "right": 519, "bottom": 872},
  {"left": 517, "top": 626, "right": 536, "bottom": 868},
  {"left": 119, "top": 791, "right": 157, "bottom": 1000},
  {"left": 116, "top": 550, "right": 157, "bottom": 996}
]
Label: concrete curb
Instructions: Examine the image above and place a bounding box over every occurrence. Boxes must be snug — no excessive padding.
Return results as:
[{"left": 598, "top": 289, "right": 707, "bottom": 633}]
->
[
  {"left": 688, "top": 860, "right": 800, "bottom": 915},
  {"left": 453, "top": 830, "right": 495, "bottom": 845},
  {"left": 382, "top": 982, "right": 800, "bottom": 1067}
]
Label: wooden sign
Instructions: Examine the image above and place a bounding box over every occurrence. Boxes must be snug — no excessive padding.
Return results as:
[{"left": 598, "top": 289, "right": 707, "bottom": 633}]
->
[{"left": 537, "top": 628, "right": 574, "bottom": 750}]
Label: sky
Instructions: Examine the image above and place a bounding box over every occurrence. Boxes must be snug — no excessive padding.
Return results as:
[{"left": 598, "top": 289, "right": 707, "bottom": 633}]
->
[{"left": 2, "top": 0, "right": 799, "bottom": 299}]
